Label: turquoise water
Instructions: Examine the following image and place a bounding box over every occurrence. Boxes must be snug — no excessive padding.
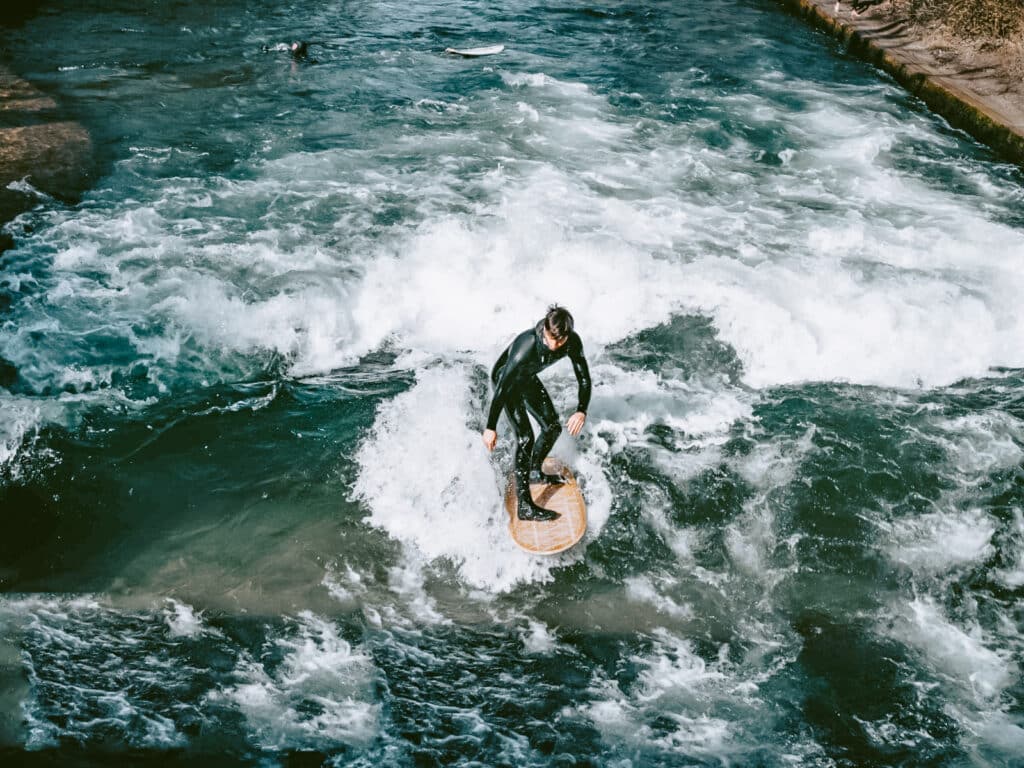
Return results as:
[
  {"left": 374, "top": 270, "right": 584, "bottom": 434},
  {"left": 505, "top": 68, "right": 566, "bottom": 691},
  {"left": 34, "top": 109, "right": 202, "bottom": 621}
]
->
[{"left": 1, "top": 1, "right": 1023, "bottom": 765}]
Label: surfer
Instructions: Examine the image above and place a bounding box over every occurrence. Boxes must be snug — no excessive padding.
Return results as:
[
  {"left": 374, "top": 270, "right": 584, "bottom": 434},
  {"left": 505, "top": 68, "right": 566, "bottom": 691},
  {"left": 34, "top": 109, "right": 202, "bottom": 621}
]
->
[{"left": 482, "top": 305, "right": 591, "bottom": 521}]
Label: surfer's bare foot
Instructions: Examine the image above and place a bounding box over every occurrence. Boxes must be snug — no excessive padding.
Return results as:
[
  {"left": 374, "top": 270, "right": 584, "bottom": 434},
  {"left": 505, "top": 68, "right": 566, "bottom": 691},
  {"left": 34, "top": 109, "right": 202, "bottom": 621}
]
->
[{"left": 517, "top": 501, "right": 560, "bottom": 522}]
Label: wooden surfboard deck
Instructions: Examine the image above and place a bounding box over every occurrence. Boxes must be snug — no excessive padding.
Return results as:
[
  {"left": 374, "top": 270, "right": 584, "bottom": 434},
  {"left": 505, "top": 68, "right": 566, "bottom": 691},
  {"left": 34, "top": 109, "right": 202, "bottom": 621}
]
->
[{"left": 505, "top": 457, "right": 587, "bottom": 555}]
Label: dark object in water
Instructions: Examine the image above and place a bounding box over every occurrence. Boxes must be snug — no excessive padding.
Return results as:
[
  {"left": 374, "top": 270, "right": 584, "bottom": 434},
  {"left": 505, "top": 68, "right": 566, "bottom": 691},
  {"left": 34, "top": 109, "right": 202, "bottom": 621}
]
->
[{"left": 0, "top": 356, "right": 17, "bottom": 388}]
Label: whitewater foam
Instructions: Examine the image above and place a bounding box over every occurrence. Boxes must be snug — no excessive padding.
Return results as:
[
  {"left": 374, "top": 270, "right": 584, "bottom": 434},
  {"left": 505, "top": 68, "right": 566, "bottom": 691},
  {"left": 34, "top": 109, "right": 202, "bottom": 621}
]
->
[
  {"left": 931, "top": 411, "right": 1024, "bottom": 477},
  {"left": 625, "top": 576, "right": 694, "bottom": 621},
  {"left": 578, "top": 629, "right": 756, "bottom": 763},
  {"left": 1, "top": 596, "right": 202, "bottom": 749},
  {"left": 994, "top": 509, "right": 1024, "bottom": 589},
  {"left": 882, "top": 508, "right": 996, "bottom": 575},
  {"left": 210, "top": 611, "right": 379, "bottom": 751},
  {"left": 878, "top": 595, "right": 1024, "bottom": 761},
  {"left": 520, "top": 619, "right": 557, "bottom": 654},
  {"left": 353, "top": 364, "right": 611, "bottom": 591},
  {"left": 162, "top": 598, "right": 212, "bottom": 639},
  {"left": 883, "top": 596, "right": 1014, "bottom": 702},
  {"left": 6, "top": 67, "right": 1024, "bottom": 472}
]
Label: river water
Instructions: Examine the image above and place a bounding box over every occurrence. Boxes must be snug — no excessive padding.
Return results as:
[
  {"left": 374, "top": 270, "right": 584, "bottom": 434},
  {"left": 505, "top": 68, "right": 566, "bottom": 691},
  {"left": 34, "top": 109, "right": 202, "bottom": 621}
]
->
[{"left": 1, "top": 1, "right": 1023, "bottom": 765}]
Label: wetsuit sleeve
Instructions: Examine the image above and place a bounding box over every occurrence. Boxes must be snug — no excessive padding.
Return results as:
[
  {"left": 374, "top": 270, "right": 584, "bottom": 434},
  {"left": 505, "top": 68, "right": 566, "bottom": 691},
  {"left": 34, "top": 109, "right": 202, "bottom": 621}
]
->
[
  {"left": 569, "top": 336, "right": 592, "bottom": 414},
  {"left": 485, "top": 333, "right": 533, "bottom": 431}
]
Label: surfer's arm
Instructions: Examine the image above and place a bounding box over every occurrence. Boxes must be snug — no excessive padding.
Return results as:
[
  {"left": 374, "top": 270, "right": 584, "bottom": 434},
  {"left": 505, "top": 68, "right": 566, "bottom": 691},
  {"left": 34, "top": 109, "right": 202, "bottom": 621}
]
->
[
  {"left": 485, "top": 369, "right": 513, "bottom": 431},
  {"left": 569, "top": 337, "right": 591, "bottom": 415},
  {"left": 565, "top": 338, "right": 590, "bottom": 437}
]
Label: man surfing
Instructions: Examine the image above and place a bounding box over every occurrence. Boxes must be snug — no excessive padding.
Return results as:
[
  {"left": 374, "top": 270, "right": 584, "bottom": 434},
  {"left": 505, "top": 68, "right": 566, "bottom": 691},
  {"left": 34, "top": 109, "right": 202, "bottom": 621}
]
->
[{"left": 482, "top": 305, "right": 592, "bottom": 521}]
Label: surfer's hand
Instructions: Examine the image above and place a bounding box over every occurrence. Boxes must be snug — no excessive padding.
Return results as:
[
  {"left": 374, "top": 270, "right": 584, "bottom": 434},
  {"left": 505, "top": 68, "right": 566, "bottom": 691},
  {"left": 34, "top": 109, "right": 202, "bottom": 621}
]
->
[
  {"left": 567, "top": 411, "right": 586, "bottom": 437},
  {"left": 482, "top": 429, "right": 497, "bottom": 451}
]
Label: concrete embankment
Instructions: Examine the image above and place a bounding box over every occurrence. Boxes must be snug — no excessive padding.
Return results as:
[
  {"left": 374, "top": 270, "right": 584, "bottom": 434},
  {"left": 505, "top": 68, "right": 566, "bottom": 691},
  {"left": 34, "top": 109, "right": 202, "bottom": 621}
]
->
[{"left": 778, "top": 0, "right": 1024, "bottom": 165}]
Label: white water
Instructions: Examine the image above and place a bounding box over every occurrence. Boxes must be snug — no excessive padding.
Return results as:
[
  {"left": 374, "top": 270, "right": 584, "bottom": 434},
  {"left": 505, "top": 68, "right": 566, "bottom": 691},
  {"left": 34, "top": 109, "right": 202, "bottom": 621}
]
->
[
  {"left": 209, "top": 611, "right": 379, "bottom": 751},
  {"left": 3, "top": 67, "right": 1023, "bottom": 425},
  {"left": 353, "top": 364, "right": 613, "bottom": 591},
  {"left": 1, "top": 596, "right": 193, "bottom": 749}
]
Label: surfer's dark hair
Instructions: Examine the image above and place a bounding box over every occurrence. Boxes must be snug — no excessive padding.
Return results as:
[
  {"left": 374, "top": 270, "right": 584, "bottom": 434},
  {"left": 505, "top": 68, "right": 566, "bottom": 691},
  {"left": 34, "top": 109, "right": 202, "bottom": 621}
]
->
[{"left": 544, "top": 305, "right": 574, "bottom": 340}]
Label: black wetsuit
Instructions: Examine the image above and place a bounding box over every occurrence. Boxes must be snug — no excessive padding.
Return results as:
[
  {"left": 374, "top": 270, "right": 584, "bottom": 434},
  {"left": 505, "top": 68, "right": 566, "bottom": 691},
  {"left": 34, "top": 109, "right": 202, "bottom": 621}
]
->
[{"left": 487, "top": 321, "right": 591, "bottom": 511}]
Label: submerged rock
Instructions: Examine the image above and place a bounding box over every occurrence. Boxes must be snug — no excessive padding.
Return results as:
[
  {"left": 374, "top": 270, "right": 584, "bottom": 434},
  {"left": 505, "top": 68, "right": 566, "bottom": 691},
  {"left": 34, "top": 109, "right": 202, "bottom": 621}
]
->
[{"left": 0, "top": 67, "right": 94, "bottom": 225}]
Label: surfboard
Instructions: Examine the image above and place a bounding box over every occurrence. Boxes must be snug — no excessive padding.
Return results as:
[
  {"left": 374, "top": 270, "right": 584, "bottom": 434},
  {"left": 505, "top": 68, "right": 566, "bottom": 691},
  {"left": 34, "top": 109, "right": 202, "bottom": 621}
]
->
[
  {"left": 504, "top": 457, "right": 587, "bottom": 555},
  {"left": 444, "top": 44, "right": 505, "bottom": 57}
]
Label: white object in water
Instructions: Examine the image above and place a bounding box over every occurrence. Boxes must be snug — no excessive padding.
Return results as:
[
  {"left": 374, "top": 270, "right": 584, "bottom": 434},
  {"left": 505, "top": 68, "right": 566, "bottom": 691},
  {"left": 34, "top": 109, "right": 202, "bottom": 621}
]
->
[{"left": 444, "top": 44, "right": 505, "bottom": 57}]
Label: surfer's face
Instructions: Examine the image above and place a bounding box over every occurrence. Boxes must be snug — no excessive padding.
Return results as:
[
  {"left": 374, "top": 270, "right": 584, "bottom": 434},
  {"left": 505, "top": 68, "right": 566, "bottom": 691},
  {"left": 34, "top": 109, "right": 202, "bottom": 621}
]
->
[{"left": 543, "top": 328, "right": 568, "bottom": 351}]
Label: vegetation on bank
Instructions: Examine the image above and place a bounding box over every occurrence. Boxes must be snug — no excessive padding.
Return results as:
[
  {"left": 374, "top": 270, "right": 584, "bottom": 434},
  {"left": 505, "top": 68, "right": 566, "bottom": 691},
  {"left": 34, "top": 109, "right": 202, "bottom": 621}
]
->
[{"left": 892, "top": 0, "right": 1023, "bottom": 40}]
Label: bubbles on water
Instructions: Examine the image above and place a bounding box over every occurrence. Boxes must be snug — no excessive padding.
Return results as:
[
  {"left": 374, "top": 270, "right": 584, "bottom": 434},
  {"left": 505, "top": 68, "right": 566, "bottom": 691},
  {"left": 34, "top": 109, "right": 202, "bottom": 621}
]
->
[
  {"left": 163, "top": 598, "right": 217, "bottom": 639},
  {"left": 520, "top": 619, "right": 557, "bottom": 654},
  {"left": 0, "top": 395, "right": 44, "bottom": 476},
  {"left": 576, "top": 628, "right": 812, "bottom": 764},
  {"left": 882, "top": 508, "right": 997, "bottom": 575},
  {"left": 0, "top": 597, "right": 387, "bottom": 755},
  {"left": 322, "top": 563, "right": 367, "bottom": 608},
  {"left": 624, "top": 576, "right": 694, "bottom": 620},
  {"left": 0, "top": 394, "right": 67, "bottom": 480},
  {"left": 930, "top": 411, "right": 1024, "bottom": 476},
  {"left": 1, "top": 596, "right": 201, "bottom": 749},
  {"left": 501, "top": 71, "right": 594, "bottom": 97},
  {"left": 876, "top": 595, "right": 1024, "bottom": 762},
  {"left": 993, "top": 509, "right": 1024, "bottom": 589},
  {"left": 880, "top": 595, "right": 1019, "bottom": 707},
  {"left": 209, "top": 611, "right": 379, "bottom": 751},
  {"left": 385, "top": 559, "right": 450, "bottom": 626}
]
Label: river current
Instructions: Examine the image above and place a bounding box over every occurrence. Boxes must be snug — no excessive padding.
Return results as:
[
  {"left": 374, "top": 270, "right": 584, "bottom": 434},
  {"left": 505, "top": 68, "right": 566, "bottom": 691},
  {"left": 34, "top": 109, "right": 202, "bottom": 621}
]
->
[{"left": 1, "top": 1, "right": 1023, "bottom": 765}]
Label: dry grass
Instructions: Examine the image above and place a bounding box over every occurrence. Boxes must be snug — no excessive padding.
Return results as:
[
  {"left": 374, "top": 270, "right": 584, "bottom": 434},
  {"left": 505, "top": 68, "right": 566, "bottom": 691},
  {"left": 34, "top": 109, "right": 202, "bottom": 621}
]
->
[
  {"left": 881, "top": 0, "right": 1024, "bottom": 83},
  {"left": 837, "top": 0, "right": 1024, "bottom": 114},
  {"left": 892, "top": 0, "right": 1024, "bottom": 40}
]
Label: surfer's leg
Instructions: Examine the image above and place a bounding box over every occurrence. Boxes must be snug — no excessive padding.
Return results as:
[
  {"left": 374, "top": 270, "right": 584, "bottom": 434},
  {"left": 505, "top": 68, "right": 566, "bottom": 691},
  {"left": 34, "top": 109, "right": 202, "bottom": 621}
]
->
[
  {"left": 507, "top": 395, "right": 559, "bottom": 522},
  {"left": 523, "top": 377, "right": 565, "bottom": 484}
]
